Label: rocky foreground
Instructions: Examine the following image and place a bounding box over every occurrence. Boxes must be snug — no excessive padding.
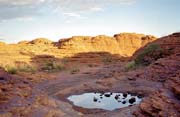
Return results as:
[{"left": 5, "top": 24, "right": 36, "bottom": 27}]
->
[{"left": 0, "top": 33, "right": 179, "bottom": 117}]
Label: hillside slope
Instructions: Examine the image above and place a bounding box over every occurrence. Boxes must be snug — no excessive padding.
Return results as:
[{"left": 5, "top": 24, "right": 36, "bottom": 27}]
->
[{"left": 129, "top": 32, "right": 180, "bottom": 117}]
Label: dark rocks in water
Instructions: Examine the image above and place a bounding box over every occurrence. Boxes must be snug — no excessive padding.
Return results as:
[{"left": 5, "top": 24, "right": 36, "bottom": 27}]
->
[
  {"left": 68, "top": 92, "right": 142, "bottom": 111},
  {"left": 115, "top": 95, "right": 119, "bottom": 100},
  {"left": 129, "top": 97, "right": 136, "bottom": 104},
  {"left": 100, "top": 92, "right": 104, "bottom": 96},
  {"left": 123, "top": 93, "right": 128, "bottom": 98},
  {"left": 137, "top": 94, "right": 143, "bottom": 98},
  {"left": 93, "top": 97, "right": 98, "bottom": 102},
  {"left": 122, "top": 101, "right": 126, "bottom": 104},
  {"left": 104, "top": 93, "right": 111, "bottom": 97}
]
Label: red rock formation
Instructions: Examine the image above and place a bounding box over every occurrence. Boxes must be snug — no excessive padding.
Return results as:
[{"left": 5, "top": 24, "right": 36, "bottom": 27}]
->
[
  {"left": 58, "top": 33, "right": 156, "bottom": 57},
  {"left": 131, "top": 32, "right": 180, "bottom": 117},
  {"left": 0, "top": 68, "right": 32, "bottom": 110},
  {"left": 29, "top": 38, "right": 53, "bottom": 45}
]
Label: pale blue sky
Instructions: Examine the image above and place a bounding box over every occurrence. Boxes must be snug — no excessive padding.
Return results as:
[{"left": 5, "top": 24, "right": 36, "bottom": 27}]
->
[{"left": 0, "top": 0, "right": 180, "bottom": 43}]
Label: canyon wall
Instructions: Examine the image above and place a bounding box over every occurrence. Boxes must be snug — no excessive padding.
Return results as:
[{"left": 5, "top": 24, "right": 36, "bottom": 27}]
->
[{"left": 58, "top": 33, "right": 156, "bottom": 57}]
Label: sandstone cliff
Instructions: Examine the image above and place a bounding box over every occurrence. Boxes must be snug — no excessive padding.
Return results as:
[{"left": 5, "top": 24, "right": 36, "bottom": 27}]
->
[{"left": 58, "top": 33, "right": 156, "bottom": 57}]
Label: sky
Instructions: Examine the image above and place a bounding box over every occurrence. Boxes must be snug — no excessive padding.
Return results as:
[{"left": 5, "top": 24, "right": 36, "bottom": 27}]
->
[{"left": 0, "top": 0, "right": 180, "bottom": 43}]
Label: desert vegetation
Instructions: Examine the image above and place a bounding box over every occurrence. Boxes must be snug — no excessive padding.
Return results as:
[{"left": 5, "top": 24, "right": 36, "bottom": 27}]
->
[
  {"left": 41, "top": 61, "right": 66, "bottom": 72},
  {"left": 125, "top": 43, "right": 163, "bottom": 71},
  {"left": 134, "top": 44, "right": 163, "bottom": 65},
  {"left": 4, "top": 66, "right": 18, "bottom": 74}
]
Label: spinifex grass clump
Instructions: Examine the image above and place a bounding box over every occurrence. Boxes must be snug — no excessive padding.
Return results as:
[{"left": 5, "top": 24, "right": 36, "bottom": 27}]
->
[
  {"left": 125, "top": 44, "right": 163, "bottom": 71},
  {"left": 3, "top": 64, "right": 37, "bottom": 74},
  {"left": 42, "top": 61, "right": 65, "bottom": 72},
  {"left": 5, "top": 66, "right": 18, "bottom": 74},
  {"left": 125, "top": 61, "right": 136, "bottom": 71},
  {"left": 18, "top": 65, "right": 37, "bottom": 73},
  {"left": 135, "top": 44, "right": 163, "bottom": 65}
]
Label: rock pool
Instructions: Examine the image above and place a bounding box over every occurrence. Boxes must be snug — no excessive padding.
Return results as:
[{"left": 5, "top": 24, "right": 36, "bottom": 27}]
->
[{"left": 67, "top": 92, "right": 142, "bottom": 111}]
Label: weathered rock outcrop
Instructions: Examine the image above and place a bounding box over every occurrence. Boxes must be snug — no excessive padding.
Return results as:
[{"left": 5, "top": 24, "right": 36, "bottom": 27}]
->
[
  {"left": 18, "top": 40, "right": 29, "bottom": 44},
  {"left": 29, "top": 38, "right": 53, "bottom": 45},
  {"left": 58, "top": 33, "right": 156, "bottom": 57},
  {"left": 131, "top": 32, "right": 180, "bottom": 117},
  {"left": 0, "top": 68, "right": 32, "bottom": 111}
]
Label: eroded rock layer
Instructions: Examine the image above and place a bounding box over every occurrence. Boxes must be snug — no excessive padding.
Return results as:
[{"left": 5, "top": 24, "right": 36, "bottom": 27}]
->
[
  {"left": 131, "top": 33, "right": 180, "bottom": 117},
  {"left": 58, "top": 33, "right": 156, "bottom": 57}
]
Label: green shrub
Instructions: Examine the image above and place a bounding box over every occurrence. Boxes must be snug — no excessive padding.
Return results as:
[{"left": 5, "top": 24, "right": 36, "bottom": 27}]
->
[
  {"left": 52, "top": 62, "right": 65, "bottom": 71},
  {"left": 125, "top": 44, "right": 163, "bottom": 71},
  {"left": 5, "top": 66, "right": 17, "bottom": 74},
  {"left": 135, "top": 44, "right": 162, "bottom": 65},
  {"left": 125, "top": 61, "right": 136, "bottom": 71},
  {"left": 19, "top": 65, "right": 37, "bottom": 73},
  {"left": 42, "top": 61, "right": 65, "bottom": 72}
]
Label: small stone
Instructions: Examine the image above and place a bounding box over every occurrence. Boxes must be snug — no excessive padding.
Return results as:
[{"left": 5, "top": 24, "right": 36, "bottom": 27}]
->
[
  {"left": 138, "top": 95, "right": 143, "bottom": 98},
  {"left": 115, "top": 95, "right": 119, "bottom": 100},
  {"left": 129, "top": 97, "right": 136, "bottom": 104},
  {"left": 23, "top": 81, "right": 29, "bottom": 84},
  {"left": 128, "top": 77, "right": 136, "bottom": 80},
  {"left": 104, "top": 93, "right": 111, "bottom": 97},
  {"left": 122, "top": 101, "right": 126, "bottom": 104},
  {"left": 123, "top": 93, "right": 128, "bottom": 97},
  {"left": 1, "top": 88, "right": 7, "bottom": 92},
  {"left": 93, "top": 97, "right": 98, "bottom": 102},
  {"left": 0, "top": 77, "right": 5, "bottom": 80}
]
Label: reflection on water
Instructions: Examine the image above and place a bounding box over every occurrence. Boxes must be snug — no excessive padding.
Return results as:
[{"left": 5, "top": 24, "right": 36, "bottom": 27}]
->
[{"left": 67, "top": 92, "right": 142, "bottom": 111}]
